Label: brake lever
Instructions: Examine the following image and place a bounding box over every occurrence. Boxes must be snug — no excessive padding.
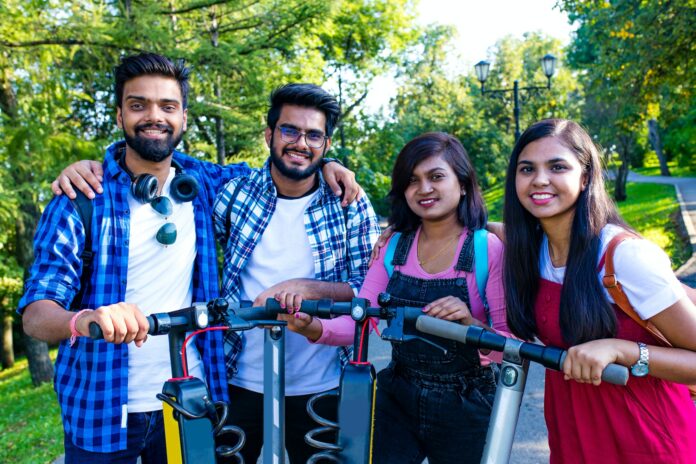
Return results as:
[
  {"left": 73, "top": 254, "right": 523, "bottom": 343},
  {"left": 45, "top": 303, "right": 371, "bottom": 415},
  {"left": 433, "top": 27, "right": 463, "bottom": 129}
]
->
[{"left": 380, "top": 307, "right": 448, "bottom": 355}]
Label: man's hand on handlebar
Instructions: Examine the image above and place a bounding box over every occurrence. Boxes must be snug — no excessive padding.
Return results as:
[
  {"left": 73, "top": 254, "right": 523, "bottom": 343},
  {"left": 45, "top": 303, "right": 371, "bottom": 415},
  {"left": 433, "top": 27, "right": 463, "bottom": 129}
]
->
[{"left": 76, "top": 302, "right": 149, "bottom": 346}]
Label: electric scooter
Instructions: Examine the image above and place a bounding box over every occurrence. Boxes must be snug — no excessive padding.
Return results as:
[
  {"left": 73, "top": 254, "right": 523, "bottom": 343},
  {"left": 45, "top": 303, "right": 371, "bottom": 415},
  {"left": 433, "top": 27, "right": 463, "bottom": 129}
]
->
[{"left": 91, "top": 296, "right": 630, "bottom": 464}]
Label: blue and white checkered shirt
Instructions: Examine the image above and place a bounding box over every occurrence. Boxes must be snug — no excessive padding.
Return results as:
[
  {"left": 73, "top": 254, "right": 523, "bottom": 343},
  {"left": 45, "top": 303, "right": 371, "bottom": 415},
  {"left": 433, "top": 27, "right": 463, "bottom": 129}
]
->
[
  {"left": 18, "top": 141, "right": 250, "bottom": 453},
  {"left": 213, "top": 159, "right": 381, "bottom": 375}
]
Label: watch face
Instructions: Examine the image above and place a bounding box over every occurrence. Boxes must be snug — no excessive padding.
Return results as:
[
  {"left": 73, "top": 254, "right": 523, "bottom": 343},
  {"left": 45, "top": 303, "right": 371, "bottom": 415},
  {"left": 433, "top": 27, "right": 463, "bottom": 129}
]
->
[{"left": 631, "top": 363, "right": 649, "bottom": 377}]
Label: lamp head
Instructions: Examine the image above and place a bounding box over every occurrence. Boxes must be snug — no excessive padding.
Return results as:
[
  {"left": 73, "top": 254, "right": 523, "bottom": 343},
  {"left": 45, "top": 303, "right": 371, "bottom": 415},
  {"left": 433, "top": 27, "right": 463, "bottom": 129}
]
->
[
  {"left": 474, "top": 60, "right": 491, "bottom": 84},
  {"left": 541, "top": 54, "right": 557, "bottom": 78}
]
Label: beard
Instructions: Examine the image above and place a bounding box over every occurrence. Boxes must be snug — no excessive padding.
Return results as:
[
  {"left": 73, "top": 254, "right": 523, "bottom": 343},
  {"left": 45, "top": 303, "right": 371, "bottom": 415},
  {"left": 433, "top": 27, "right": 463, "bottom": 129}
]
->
[
  {"left": 269, "top": 138, "right": 322, "bottom": 181},
  {"left": 123, "top": 123, "right": 183, "bottom": 162}
]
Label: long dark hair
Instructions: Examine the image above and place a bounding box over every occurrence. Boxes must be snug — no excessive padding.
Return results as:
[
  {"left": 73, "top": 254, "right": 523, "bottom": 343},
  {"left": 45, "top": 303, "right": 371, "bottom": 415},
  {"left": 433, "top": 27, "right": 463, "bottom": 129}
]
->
[
  {"left": 503, "top": 119, "right": 629, "bottom": 344},
  {"left": 389, "top": 132, "right": 487, "bottom": 232}
]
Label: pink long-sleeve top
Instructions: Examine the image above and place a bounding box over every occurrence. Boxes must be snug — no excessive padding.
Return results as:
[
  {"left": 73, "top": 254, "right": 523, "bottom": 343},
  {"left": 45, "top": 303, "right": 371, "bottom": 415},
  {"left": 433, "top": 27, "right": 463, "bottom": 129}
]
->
[{"left": 315, "top": 227, "right": 511, "bottom": 365}]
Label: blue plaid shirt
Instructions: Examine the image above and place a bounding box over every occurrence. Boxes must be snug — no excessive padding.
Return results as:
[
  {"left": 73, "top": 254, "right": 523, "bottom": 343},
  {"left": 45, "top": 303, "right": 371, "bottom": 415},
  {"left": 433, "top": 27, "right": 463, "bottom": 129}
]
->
[
  {"left": 18, "top": 141, "right": 250, "bottom": 453},
  {"left": 213, "top": 159, "right": 381, "bottom": 374}
]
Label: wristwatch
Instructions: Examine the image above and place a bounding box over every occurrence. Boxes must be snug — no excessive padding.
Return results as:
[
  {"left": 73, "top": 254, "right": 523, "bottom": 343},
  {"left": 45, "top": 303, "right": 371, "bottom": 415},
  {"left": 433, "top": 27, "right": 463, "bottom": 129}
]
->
[
  {"left": 630, "top": 342, "right": 650, "bottom": 377},
  {"left": 321, "top": 157, "right": 343, "bottom": 167}
]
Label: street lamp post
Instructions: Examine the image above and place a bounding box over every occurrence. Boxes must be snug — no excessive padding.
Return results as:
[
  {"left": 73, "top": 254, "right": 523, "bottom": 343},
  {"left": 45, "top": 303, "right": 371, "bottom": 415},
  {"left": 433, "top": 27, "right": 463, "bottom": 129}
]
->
[{"left": 474, "top": 54, "right": 557, "bottom": 141}]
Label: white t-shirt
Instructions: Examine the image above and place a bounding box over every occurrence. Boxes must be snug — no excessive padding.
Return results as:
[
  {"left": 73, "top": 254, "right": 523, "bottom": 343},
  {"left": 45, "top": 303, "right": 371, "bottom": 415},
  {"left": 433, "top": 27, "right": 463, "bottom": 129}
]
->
[
  {"left": 540, "top": 223, "right": 686, "bottom": 320},
  {"left": 232, "top": 190, "right": 342, "bottom": 396},
  {"left": 126, "top": 168, "right": 204, "bottom": 413}
]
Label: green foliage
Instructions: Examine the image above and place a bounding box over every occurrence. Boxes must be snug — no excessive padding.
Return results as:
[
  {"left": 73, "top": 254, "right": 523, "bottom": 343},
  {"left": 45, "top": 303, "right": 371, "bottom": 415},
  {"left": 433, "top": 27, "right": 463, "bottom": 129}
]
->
[
  {"left": 662, "top": 96, "right": 696, "bottom": 169},
  {"left": 352, "top": 28, "right": 580, "bottom": 217},
  {"left": 0, "top": 351, "right": 62, "bottom": 464},
  {"left": 616, "top": 182, "right": 692, "bottom": 268},
  {"left": 635, "top": 157, "right": 696, "bottom": 178},
  {"left": 560, "top": 0, "right": 696, "bottom": 177},
  {"left": 483, "top": 183, "right": 505, "bottom": 222}
]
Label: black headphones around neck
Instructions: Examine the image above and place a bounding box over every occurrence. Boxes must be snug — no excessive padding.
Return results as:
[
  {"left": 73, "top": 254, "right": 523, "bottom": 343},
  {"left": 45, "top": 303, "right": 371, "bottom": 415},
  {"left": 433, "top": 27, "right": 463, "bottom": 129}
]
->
[{"left": 117, "top": 148, "right": 199, "bottom": 204}]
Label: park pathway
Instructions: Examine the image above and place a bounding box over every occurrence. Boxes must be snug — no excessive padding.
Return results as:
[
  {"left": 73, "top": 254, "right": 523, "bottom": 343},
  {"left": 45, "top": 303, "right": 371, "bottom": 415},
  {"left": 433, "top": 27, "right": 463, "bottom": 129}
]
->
[{"left": 624, "top": 171, "right": 696, "bottom": 285}]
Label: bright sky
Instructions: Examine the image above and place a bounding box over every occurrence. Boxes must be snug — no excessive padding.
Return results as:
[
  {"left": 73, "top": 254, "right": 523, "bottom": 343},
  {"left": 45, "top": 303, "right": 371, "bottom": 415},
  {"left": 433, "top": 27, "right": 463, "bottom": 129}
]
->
[{"left": 365, "top": 0, "right": 574, "bottom": 112}]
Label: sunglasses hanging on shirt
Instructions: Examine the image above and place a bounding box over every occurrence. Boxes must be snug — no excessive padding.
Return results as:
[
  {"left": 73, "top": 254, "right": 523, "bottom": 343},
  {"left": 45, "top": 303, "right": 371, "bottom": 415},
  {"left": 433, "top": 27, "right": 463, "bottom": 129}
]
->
[
  {"left": 150, "top": 196, "right": 177, "bottom": 246},
  {"left": 118, "top": 148, "right": 199, "bottom": 246}
]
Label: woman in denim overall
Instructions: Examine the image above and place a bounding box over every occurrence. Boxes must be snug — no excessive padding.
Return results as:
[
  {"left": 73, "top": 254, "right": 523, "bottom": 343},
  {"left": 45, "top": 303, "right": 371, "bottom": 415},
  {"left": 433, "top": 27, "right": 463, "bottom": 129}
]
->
[
  {"left": 503, "top": 119, "right": 696, "bottom": 463},
  {"left": 359, "top": 132, "right": 509, "bottom": 463}
]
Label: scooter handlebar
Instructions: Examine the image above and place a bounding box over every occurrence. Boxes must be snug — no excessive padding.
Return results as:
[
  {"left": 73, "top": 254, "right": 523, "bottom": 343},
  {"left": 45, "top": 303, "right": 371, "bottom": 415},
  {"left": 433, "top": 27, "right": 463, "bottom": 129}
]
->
[
  {"left": 415, "top": 315, "right": 629, "bottom": 386},
  {"left": 89, "top": 316, "right": 156, "bottom": 340}
]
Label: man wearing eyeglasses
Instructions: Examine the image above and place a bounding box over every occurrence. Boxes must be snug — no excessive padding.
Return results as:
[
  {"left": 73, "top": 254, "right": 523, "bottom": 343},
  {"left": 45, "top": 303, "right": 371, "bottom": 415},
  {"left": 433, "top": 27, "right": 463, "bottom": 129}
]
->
[
  {"left": 18, "top": 55, "right": 358, "bottom": 463},
  {"left": 212, "top": 83, "right": 381, "bottom": 464}
]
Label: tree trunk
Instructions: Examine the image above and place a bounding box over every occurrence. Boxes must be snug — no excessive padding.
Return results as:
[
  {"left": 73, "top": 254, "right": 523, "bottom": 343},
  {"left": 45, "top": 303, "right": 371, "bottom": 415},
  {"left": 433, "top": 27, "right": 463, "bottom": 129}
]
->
[
  {"left": 15, "top": 193, "right": 54, "bottom": 384},
  {"left": 614, "top": 136, "right": 631, "bottom": 202},
  {"left": 647, "top": 119, "right": 671, "bottom": 176},
  {"left": 24, "top": 334, "right": 53, "bottom": 385},
  {"left": 210, "top": 9, "right": 225, "bottom": 166},
  {"left": 1, "top": 312, "right": 14, "bottom": 368}
]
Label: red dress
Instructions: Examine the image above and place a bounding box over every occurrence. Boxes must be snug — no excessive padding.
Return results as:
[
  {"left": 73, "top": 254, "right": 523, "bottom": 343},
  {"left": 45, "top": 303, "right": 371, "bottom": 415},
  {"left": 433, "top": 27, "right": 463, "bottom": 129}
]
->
[{"left": 535, "top": 278, "right": 696, "bottom": 464}]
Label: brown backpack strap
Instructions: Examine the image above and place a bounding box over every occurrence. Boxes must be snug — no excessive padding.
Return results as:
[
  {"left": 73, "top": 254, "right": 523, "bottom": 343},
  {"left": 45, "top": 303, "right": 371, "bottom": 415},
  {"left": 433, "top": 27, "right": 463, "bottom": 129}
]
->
[{"left": 602, "top": 231, "right": 671, "bottom": 347}]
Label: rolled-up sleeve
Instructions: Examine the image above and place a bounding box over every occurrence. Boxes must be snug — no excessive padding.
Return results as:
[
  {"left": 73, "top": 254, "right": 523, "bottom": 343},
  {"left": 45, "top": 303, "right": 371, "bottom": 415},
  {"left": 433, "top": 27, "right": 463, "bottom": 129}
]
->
[{"left": 18, "top": 196, "right": 85, "bottom": 313}]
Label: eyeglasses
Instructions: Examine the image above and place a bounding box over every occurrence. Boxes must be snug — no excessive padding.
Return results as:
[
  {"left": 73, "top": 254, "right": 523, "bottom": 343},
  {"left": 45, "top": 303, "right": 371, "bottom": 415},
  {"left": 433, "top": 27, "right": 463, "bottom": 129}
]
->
[
  {"left": 277, "top": 125, "right": 328, "bottom": 149},
  {"left": 150, "top": 196, "right": 177, "bottom": 246}
]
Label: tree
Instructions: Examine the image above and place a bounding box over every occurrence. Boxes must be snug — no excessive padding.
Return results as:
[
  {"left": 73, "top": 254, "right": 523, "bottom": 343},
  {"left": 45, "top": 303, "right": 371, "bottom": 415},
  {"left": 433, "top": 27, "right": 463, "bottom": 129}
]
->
[
  {"left": 561, "top": 0, "right": 696, "bottom": 198},
  {"left": 0, "top": 0, "right": 424, "bottom": 377},
  {"left": 314, "top": 0, "right": 419, "bottom": 166},
  {"left": 350, "top": 28, "right": 581, "bottom": 216}
]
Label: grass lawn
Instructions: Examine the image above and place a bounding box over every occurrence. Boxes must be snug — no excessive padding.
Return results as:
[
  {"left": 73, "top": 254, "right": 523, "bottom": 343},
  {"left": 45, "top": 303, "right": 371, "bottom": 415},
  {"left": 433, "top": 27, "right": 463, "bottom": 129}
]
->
[
  {"left": 483, "top": 181, "right": 692, "bottom": 269},
  {"left": 633, "top": 159, "right": 696, "bottom": 178},
  {"left": 0, "top": 350, "right": 62, "bottom": 464}
]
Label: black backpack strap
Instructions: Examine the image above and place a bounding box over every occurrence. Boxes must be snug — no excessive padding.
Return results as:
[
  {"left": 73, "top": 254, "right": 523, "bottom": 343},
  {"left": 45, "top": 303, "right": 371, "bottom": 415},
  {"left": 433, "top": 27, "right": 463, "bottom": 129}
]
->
[
  {"left": 70, "top": 189, "right": 94, "bottom": 310},
  {"left": 224, "top": 177, "right": 248, "bottom": 238}
]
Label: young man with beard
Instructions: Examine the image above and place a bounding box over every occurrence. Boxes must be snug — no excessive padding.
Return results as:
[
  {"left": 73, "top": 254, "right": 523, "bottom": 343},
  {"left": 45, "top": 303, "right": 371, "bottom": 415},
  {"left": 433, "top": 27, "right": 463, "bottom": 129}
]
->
[
  {"left": 212, "top": 83, "right": 381, "bottom": 463},
  {"left": 20, "top": 55, "right": 357, "bottom": 463}
]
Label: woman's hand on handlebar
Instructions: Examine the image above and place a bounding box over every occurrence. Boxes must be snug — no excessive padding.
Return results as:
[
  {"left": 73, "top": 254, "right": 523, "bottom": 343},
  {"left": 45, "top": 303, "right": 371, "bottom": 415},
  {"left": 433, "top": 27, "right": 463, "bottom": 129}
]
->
[
  {"left": 277, "top": 309, "right": 323, "bottom": 342},
  {"left": 272, "top": 291, "right": 324, "bottom": 342},
  {"left": 76, "top": 302, "right": 149, "bottom": 346},
  {"left": 422, "top": 296, "right": 477, "bottom": 325},
  {"left": 563, "top": 338, "right": 635, "bottom": 386}
]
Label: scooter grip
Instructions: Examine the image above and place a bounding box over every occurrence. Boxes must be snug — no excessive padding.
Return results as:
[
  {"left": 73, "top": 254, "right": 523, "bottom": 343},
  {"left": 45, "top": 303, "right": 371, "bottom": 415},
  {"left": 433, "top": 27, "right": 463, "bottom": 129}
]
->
[
  {"left": 88, "top": 316, "right": 156, "bottom": 340},
  {"left": 89, "top": 322, "right": 103, "bottom": 339},
  {"left": 558, "top": 352, "right": 629, "bottom": 386},
  {"left": 415, "top": 315, "right": 468, "bottom": 344},
  {"left": 602, "top": 363, "right": 630, "bottom": 385}
]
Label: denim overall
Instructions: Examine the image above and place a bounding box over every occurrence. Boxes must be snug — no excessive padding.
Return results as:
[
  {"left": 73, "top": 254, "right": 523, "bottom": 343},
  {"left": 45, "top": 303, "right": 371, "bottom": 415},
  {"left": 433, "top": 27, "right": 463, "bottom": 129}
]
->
[{"left": 373, "top": 231, "right": 498, "bottom": 464}]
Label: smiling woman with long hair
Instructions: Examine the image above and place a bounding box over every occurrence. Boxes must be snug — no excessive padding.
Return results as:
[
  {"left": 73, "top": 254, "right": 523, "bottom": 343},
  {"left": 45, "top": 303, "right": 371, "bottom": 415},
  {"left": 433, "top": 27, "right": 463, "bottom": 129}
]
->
[
  {"left": 359, "top": 132, "right": 510, "bottom": 463},
  {"left": 503, "top": 118, "right": 696, "bottom": 463}
]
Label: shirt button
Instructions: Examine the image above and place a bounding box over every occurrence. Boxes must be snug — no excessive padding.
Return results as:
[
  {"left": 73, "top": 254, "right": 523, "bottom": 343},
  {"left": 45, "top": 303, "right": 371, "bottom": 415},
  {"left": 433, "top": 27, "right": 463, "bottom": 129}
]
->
[
  {"left": 541, "top": 316, "right": 547, "bottom": 323},
  {"left": 545, "top": 295, "right": 551, "bottom": 302},
  {"left": 124, "top": 239, "right": 129, "bottom": 246}
]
